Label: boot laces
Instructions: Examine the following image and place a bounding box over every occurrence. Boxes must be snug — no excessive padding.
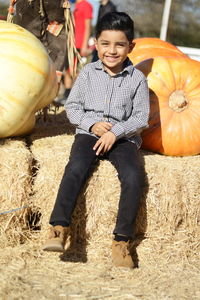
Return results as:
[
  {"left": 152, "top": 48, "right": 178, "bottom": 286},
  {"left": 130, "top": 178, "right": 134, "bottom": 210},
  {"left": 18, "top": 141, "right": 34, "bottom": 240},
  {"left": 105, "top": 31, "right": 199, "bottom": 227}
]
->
[
  {"left": 54, "top": 230, "right": 61, "bottom": 238},
  {"left": 116, "top": 242, "right": 130, "bottom": 258},
  {"left": 50, "top": 228, "right": 62, "bottom": 238}
]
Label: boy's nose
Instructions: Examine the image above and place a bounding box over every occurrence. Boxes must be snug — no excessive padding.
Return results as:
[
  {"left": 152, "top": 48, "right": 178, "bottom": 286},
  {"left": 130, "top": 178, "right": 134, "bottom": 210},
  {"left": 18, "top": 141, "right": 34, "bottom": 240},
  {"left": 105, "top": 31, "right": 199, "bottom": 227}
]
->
[{"left": 108, "top": 46, "right": 117, "bottom": 54}]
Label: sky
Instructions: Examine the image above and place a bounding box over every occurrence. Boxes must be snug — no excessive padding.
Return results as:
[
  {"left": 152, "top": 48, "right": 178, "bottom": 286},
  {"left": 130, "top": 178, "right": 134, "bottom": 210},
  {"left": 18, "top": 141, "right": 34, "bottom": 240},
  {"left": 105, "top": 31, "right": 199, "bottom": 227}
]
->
[{"left": 87, "top": 0, "right": 100, "bottom": 26}]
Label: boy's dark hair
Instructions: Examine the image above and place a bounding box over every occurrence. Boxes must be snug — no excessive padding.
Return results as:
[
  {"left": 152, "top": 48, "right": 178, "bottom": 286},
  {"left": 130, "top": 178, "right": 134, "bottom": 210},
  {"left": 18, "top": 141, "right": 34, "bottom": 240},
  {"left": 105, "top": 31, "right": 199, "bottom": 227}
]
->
[{"left": 95, "top": 12, "right": 134, "bottom": 42}]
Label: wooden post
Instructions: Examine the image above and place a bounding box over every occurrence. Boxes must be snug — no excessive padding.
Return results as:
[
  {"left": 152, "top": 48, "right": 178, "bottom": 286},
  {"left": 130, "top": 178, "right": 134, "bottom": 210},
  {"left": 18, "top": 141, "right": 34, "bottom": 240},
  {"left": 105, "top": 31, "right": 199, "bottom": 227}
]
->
[{"left": 160, "top": 0, "right": 172, "bottom": 41}]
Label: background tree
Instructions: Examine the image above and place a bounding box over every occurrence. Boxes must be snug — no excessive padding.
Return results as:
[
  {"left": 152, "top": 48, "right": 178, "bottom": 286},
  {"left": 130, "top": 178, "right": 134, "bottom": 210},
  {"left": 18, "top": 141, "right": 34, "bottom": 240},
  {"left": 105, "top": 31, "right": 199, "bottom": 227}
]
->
[
  {"left": 0, "top": 1, "right": 8, "bottom": 17},
  {"left": 1, "top": 0, "right": 200, "bottom": 47},
  {"left": 168, "top": 0, "right": 200, "bottom": 47},
  {"left": 113, "top": 0, "right": 200, "bottom": 47}
]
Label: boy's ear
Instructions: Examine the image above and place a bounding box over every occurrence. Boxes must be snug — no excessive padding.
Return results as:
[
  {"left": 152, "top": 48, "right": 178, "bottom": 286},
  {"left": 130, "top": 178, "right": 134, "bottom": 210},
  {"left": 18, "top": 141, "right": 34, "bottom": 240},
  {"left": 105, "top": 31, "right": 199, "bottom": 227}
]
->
[
  {"left": 128, "top": 42, "right": 135, "bottom": 53},
  {"left": 94, "top": 38, "right": 98, "bottom": 50}
]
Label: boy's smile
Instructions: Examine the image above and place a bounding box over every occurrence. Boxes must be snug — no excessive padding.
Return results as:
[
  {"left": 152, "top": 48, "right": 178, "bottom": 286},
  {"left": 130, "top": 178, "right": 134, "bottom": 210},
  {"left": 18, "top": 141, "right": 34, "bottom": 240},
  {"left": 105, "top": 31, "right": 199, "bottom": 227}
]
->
[{"left": 95, "top": 30, "right": 134, "bottom": 76}]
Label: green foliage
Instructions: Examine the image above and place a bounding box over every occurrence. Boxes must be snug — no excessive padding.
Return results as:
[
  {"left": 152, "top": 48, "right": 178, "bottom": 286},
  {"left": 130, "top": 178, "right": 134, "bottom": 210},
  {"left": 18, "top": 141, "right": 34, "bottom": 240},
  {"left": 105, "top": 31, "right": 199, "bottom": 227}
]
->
[
  {"left": 114, "top": 0, "right": 200, "bottom": 48},
  {"left": 1, "top": 0, "right": 199, "bottom": 47},
  {"left": 168, "top": 0, "right": 200, "bottom": 47}
]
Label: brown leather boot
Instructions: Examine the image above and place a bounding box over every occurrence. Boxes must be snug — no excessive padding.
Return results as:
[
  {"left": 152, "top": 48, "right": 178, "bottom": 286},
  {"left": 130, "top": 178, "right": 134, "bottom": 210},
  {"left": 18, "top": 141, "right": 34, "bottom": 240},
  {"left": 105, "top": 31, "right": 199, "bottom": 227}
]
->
[
  {"left": 112, "top": 240, "right": 134, "bottom": 268},
  {"left": 42, "top": 225, "right": 70, "bottom": 252}
]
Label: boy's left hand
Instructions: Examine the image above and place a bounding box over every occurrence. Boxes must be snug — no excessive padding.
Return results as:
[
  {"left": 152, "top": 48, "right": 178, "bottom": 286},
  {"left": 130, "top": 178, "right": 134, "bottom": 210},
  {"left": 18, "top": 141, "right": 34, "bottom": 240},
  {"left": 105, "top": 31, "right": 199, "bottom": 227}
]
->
[
  {"left": 93, "top": 132, "right": 116, "bottom": 155},
  {"left": 80, "top": 47, "right": 91, "bottom": 57}
]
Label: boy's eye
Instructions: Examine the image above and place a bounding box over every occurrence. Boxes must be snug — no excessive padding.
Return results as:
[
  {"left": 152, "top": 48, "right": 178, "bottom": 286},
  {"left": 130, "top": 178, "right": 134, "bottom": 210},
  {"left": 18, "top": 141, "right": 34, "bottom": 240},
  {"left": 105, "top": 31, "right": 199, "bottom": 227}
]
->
[{"left": 117, "top": 43, "right": 126, "bottom": 47}]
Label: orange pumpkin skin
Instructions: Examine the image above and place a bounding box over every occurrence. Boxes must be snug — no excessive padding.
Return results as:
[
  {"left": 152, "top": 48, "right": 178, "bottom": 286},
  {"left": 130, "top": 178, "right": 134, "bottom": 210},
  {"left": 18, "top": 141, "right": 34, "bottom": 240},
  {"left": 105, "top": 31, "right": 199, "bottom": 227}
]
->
[
  {"left": 135, "top": 56, "right": 200, "bottom": 156},
  {"left": 128, "top": 37, "right": 187, "bottom": 65}
]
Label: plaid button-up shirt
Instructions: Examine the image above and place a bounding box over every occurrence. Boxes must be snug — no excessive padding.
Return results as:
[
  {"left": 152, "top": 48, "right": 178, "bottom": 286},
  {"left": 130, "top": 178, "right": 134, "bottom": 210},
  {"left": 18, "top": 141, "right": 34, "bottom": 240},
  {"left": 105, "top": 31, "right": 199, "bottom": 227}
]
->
[{"left": 65, "top": 59, "right": 150, "bottom": 148}]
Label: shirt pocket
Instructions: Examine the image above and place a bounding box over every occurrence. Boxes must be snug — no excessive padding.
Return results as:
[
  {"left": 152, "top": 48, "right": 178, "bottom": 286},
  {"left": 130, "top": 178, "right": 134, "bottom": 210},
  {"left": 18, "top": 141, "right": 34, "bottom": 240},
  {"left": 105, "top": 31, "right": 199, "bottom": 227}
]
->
[
  {"left": 84, "top": 85, "right": 105, "bottom": 113},
  {"left": 111, "top": 88, "right": 133, "bottom": 120}
]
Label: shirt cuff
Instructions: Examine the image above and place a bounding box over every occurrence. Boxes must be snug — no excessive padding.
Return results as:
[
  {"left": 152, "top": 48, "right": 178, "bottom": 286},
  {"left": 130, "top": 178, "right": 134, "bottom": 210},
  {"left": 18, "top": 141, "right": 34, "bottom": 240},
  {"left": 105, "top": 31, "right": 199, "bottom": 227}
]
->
[
  {"left": 110, "top": 123, "right": 125, "bottom": 140},
  {"left": 80, "top": 117, "right": 97, "bottom": 132}
]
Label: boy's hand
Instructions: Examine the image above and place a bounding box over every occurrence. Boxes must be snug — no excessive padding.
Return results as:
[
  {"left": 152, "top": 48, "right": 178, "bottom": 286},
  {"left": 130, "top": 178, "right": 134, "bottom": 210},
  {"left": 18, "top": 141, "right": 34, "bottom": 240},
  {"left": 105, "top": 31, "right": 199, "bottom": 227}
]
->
[
  {"left": 80, "top": 47, "right": 91, "bottom": 57},
  {"left": 93, "top": 131, "right": 116, "bottom": 155},
  {"left": 91, "top": 122, "right": 112, "bottom": 137}
]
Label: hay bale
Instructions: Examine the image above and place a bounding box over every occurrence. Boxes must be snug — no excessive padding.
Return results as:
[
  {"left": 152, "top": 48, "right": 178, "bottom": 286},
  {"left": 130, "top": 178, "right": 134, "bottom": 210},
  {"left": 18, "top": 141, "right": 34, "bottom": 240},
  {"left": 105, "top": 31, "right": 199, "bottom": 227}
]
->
[
  {"left": 29, "top": 109, "right": 200, "bottom": 262},
  {"left": 29, "top": 134, "right": 75, "bottom": 236},
  {"left": 0, "top": 107, "right": 199, "bottom": 299},
  {"left": 140, "top": 153, "right": 200, "bottom": 238},
  {"left": 0, "top": 139, "right": 32, "bottom": 246}
]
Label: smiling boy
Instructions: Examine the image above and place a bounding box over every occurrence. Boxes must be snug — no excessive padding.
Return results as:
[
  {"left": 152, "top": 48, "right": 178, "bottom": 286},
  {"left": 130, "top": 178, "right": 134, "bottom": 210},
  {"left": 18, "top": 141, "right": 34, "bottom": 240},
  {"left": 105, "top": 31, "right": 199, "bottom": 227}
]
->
[{"left": 43, "top": 12, "right": 150, "bottom": 268}]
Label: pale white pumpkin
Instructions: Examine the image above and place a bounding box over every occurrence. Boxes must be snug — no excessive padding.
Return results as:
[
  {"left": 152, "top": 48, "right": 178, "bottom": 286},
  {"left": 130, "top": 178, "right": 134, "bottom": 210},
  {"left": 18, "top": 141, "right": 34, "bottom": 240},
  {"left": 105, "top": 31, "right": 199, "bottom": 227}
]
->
[{"left": 0, "top": 21, "right": 58, "bottom": 138}]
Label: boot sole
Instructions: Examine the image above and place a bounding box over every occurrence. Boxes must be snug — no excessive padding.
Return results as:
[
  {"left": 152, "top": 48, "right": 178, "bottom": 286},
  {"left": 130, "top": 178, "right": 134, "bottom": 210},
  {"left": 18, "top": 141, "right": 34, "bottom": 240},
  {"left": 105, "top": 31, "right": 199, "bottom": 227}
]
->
[{"left": 42, "top": 245, "right": 64, "bottom": 252}]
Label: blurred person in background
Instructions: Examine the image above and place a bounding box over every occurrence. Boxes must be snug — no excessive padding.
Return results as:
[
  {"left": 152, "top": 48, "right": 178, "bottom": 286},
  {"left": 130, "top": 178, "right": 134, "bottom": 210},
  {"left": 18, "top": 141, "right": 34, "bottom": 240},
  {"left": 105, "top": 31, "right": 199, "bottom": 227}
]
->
[
  {"left": 92, "top": 0, "right": 117, "bottom": 62},
  {"left": 63, "top": 0, "right": 93, "bottom": 103},
  {"left": 98, "top": 0, "right": 116, "bottom": 21},
  {"left": 74, "top": 0, "right": 93, "bottom": 57}
]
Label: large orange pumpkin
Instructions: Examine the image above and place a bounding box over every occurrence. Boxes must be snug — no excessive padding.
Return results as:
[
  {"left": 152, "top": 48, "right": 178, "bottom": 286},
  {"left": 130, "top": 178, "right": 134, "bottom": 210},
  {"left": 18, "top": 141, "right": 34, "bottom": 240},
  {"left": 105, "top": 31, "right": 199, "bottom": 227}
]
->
[
  {"left": 135, "top": 56, "right": 200, "bottom": 156},
  {"left": 128, "top": 37, "right": 187, "bottom": 65}
]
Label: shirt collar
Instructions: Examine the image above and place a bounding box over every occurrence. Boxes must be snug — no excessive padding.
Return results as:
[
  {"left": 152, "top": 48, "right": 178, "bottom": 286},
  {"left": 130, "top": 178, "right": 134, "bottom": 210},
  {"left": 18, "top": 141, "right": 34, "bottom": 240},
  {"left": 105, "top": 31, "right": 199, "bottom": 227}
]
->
[{"left": 93, "top": 58, "right": 133, "bottom": 75}]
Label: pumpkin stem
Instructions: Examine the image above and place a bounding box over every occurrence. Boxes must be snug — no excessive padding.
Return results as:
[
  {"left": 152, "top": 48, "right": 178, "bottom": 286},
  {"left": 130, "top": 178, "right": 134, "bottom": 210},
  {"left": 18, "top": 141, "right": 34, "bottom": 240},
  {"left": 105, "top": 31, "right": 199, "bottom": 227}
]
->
[{"left": 169, "top": 90, "right": 188, "bottom": 112}]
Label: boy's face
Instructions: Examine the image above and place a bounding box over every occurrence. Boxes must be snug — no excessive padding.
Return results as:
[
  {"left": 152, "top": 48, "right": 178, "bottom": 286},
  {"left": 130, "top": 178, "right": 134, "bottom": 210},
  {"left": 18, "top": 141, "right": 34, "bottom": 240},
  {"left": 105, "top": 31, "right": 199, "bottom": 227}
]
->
[{"left": 95, "top": 30, "right": 134, "bottom": 75}]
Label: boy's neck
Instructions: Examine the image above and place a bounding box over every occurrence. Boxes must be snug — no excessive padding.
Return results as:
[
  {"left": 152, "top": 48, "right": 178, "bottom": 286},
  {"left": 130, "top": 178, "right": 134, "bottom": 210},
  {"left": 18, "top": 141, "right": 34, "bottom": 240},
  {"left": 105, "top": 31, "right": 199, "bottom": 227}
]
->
[
  {"left": 102, "top": 58, "right": 128, "bottom": 76},
  {"left": 101, "top": 0, "right": 109, "bottom": 5},
  {"left": 103, "top": 64, "right": 123, "bottom": 76}
]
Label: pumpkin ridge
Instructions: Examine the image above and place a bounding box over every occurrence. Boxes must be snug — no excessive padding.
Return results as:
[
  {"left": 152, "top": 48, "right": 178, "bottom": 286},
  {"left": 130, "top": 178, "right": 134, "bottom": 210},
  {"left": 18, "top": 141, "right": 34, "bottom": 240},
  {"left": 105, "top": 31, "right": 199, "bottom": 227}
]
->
[
  {"left": 167, "top": 58, "right": 178, "bottom": 91},
  {"left": 159, "top": 106, "right": 174, "bottom": 127},
  {"left": 0, "top": 53, "right": 48, "bottom": 77},
  {"left": 187, "top": 83, "right": 200, "bottom": 95},
  {"left": 150, "top": 70, "right": 171, "bottom": 94},
  {"left": 0, "top": 86, "right": 28, "bottom": 106},
  {"left": 0, "top": 37, "right": 47, "bottom": 60}
]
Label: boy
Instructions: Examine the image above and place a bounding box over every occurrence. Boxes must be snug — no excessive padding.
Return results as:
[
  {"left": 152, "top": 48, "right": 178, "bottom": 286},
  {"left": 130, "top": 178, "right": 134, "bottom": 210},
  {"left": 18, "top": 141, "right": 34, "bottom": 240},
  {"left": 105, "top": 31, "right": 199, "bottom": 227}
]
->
[{"left": 43, "top": 12, "right": 150, "bottom": 268}]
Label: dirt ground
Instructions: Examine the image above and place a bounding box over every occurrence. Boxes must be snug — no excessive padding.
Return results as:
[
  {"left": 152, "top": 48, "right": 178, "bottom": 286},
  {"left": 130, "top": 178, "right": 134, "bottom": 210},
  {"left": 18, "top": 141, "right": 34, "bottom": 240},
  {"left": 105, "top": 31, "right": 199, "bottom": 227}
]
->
[{"left": 0, "top": 232, "right": 199, "bottom": 300}]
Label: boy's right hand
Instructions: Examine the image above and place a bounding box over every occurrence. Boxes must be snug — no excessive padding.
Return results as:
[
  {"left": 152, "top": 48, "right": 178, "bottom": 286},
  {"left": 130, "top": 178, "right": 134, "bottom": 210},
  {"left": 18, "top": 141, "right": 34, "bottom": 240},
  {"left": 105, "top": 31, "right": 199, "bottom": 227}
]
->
[
  {"left": 93, "top": 131, "right": 116, "bottom": 155},
  {"left": 91, "top": 122, "right": 112, "bottom": 137}
]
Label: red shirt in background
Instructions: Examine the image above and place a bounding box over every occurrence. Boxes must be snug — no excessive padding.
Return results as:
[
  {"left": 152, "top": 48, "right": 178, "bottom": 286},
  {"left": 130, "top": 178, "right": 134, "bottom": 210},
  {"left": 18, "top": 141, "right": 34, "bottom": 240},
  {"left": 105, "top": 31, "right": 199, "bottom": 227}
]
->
[{"left": 74, "top": 0, "right": 93, "bottom": 49}]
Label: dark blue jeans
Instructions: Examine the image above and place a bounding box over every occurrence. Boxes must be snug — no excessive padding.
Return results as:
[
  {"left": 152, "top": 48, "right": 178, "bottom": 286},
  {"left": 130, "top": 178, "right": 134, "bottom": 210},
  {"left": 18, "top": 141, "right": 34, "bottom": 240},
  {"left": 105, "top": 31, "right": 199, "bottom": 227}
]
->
[{"left": 50, "top": 134, "right": 145, "bottom": 238}]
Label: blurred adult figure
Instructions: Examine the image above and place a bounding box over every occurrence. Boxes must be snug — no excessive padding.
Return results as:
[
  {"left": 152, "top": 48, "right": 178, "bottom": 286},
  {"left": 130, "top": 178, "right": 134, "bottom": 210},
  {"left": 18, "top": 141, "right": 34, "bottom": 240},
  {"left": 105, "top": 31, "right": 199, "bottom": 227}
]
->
[
  {"left": 92, "top": 0, "right": 117, "bottom": 62},
  {"left": 63, "top": 0, "right": 93, "bottom": 103},
  {"left": 73, "top": 0, "right": 93, "bottom": 57},
  {"left": 97, "top": 0, "right": 116, "bottom": 21}
]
